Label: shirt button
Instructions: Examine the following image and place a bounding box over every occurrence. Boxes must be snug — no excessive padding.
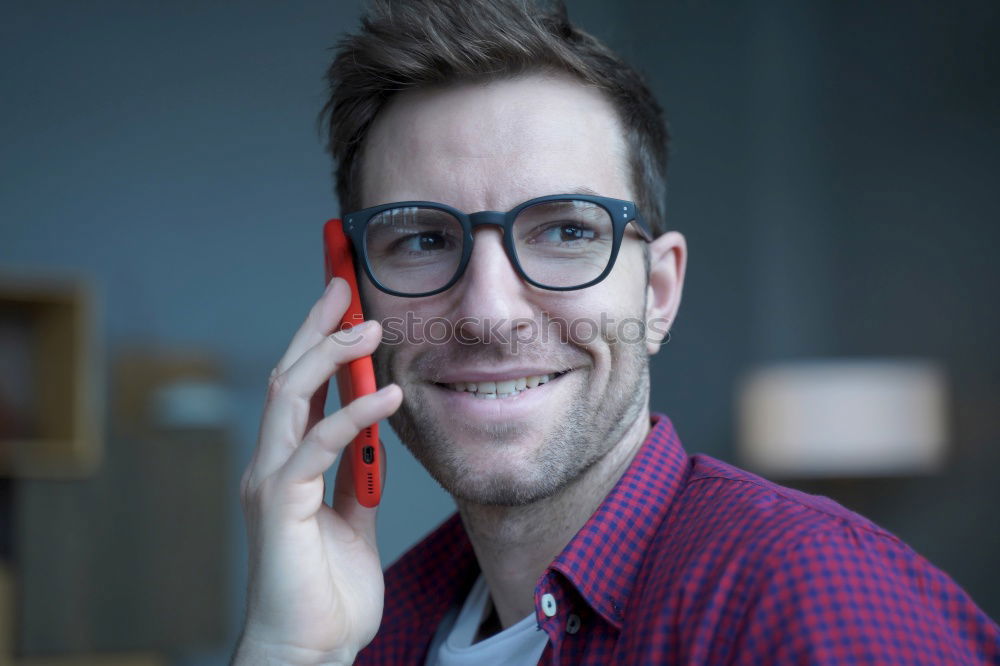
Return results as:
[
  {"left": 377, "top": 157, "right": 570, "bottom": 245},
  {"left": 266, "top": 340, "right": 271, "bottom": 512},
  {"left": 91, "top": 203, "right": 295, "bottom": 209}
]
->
[
  {"left": 566, "top": 614, "right": 581, "bottom": 635},
  {"left": 541, "top": 593, "right": 557, "bottom": 617}
]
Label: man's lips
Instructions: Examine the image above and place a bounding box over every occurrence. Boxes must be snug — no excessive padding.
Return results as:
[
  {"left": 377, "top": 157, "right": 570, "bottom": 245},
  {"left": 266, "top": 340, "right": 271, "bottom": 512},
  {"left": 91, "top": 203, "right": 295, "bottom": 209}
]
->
[
  {"left": 435, "top": 370, "right": 571, "bottom": 398},
  {"left": 431, "top": 366, "right": 574, "bottom": 384}
]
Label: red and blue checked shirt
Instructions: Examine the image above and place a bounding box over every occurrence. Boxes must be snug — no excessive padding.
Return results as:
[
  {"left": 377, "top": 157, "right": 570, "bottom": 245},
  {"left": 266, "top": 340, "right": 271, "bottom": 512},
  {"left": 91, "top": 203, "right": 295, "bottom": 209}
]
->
[{"left": 357, "top": 414, "right": 1000, "bottom": 664}]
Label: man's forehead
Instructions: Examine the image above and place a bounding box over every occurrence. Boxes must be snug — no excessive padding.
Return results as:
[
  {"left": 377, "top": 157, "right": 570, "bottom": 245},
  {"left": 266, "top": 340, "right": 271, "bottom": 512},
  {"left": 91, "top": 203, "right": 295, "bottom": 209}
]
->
[{"left": 358, "top": 72, "right": 631, "bottom": 211}]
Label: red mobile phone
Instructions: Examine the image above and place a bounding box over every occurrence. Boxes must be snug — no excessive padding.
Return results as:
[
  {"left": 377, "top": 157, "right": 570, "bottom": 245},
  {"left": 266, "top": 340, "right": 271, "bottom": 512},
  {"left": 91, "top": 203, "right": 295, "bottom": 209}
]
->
[{"left": 323, "top": 218, "right": 382, "bottom": 508}]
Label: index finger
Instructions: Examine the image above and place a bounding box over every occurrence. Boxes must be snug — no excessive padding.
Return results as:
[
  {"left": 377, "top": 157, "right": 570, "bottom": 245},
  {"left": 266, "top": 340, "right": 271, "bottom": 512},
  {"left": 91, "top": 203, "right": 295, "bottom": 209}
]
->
[{"left": 275, "top": 277, "right": 352, "bottom": 376}]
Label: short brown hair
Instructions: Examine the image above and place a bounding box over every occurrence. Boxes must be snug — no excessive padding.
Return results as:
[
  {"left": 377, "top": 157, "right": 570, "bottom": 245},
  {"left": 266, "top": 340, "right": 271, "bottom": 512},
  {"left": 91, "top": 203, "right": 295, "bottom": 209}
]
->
[{"left": 320, "top": 0, "right": 670, "bottom": 235}]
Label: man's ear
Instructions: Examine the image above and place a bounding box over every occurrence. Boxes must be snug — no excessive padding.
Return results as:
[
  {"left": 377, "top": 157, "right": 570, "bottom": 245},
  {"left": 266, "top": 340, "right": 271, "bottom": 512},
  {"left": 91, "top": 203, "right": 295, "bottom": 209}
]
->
[{"left": 645, "top": 231, "right": 687, "bottom": 355}]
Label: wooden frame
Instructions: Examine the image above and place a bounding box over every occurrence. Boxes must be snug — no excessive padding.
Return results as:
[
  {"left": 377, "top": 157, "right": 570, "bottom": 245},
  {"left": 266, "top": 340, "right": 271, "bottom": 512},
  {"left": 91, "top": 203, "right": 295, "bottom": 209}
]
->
[{"left": 0, "top": 275, "right": 101, "bottom": 478}]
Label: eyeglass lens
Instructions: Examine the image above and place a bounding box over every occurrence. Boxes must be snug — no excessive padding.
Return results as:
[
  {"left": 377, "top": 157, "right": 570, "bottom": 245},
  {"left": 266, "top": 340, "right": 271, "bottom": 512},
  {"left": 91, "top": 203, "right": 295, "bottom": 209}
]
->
[{"left": 363, "top": 200, "right": 614, "bottom": 294}]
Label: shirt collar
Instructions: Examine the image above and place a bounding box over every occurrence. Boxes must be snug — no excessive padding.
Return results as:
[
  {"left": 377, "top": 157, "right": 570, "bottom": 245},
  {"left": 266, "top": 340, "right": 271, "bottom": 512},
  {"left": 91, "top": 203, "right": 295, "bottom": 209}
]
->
[{"left": 546, "top": 413, "right": 689, "bottom": 630}]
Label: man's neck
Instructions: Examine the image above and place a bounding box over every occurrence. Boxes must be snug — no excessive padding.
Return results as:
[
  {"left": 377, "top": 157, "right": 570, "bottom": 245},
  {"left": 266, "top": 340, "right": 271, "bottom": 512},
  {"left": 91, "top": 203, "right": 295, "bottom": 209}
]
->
[{"left": 456, "top": 408, "right": 651, "bottom": 634}]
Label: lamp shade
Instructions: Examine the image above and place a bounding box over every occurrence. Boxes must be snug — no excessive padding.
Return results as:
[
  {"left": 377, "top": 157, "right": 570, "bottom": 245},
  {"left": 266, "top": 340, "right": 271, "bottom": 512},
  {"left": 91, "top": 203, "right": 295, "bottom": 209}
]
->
[{"left": 737, "top": 359, "right": 948, "bottom": 477}]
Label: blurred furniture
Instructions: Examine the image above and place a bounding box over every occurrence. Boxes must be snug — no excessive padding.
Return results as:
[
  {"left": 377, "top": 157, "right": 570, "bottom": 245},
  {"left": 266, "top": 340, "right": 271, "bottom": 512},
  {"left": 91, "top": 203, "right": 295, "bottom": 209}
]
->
[
  {"left": 12, "top": 350, "right": 231, "bottom": 659},
  {"left": 0, "top": 276, "right": 101, "bottom": 478}
]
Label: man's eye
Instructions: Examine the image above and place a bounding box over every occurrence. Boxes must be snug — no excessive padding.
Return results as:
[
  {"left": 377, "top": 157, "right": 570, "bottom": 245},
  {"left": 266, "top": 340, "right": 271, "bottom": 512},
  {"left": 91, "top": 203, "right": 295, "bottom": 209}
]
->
[
  {"left": 394, "top": 231, "right": 452, "bottom": 253},
  {"left": 530, "top": 222, "right": 598, "bottom": 244}
]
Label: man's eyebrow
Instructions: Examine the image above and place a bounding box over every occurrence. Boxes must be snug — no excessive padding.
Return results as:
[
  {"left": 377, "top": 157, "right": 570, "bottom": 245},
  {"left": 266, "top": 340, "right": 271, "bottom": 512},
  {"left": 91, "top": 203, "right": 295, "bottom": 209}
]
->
[{"left": 568, "top": 186, "right": 601, "bottom": 196}]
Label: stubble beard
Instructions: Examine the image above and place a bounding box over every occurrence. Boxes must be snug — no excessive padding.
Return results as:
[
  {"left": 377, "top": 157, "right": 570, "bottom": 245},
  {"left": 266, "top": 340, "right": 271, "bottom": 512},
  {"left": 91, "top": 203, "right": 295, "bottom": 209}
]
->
[{"left": 374, "top": 328, "right": 650, "bottom": 508}]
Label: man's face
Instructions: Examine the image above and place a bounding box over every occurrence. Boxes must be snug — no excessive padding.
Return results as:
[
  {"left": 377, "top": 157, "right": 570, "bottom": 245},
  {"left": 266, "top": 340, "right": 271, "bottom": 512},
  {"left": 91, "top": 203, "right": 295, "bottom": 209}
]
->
[{"left": 358, "top": 73, "right": 655, "bottom": 506}]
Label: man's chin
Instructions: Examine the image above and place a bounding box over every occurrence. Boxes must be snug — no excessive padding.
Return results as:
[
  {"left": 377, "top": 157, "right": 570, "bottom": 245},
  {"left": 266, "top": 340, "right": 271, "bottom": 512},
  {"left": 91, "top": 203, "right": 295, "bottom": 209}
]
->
[
  {"left": 388, "top": 406, "right": 576, "bottom": 506},
  {"left": 425, "top": 452, "right": 572, "bottom": 507},
  {"left": 392, "top": 425, "right": 511, "bottom": 487},
  {"left": 386, "top": 366, "right": 604, "bottom": 505},
  {"left": 449, "top": 475, "right": 567, "bottom": 507}
]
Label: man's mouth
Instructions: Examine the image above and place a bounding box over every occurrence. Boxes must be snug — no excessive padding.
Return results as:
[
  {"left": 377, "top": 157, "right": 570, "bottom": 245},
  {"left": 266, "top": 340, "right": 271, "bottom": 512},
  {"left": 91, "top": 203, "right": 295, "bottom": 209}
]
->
[{"left": 436, "top": 370, "right": 570, "bottom": 399}]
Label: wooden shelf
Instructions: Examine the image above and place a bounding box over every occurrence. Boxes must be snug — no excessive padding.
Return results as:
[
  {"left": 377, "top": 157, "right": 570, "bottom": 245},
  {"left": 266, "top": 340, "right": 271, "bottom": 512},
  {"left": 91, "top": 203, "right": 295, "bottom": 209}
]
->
[{"left": 0, "top": 275, "right": 102, "bottom": 478}]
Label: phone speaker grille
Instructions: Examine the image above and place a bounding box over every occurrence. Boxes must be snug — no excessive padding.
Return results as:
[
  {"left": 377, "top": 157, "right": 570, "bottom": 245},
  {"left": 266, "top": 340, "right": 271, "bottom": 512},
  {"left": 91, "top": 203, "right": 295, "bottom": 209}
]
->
[{"left": 366, "top": 473, "right": 374, "bottom": 494}]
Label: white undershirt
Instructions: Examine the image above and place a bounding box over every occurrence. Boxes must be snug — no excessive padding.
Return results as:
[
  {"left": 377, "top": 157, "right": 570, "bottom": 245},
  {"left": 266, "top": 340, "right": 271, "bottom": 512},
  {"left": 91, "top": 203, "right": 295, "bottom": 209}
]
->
[{"left": 424, "top": 575, "right": 549, "bottom": 666}]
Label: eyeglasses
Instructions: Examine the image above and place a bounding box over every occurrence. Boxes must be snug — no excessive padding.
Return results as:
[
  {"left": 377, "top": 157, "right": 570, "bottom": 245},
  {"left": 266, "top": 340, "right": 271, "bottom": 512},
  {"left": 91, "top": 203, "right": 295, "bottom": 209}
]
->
[{"left": 342, "top": 194, "right": 653, "bottom": 298}]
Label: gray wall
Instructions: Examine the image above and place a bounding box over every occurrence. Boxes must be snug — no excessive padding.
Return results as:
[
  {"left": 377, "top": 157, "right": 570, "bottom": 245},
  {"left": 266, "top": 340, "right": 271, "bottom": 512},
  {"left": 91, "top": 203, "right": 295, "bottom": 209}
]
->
[{"left": 2, "top": 1, "right": 997, "bottom": 663}]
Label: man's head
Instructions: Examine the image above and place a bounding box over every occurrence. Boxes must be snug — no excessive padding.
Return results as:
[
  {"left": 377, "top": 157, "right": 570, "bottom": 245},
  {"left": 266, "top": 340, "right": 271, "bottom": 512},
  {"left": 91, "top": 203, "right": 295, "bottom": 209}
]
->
[
  {"left": 321, "top": 1, "right": 686, "bottom": 507},
  {"left": 321, "top": 0, "right": 670, "bottom": 237}
]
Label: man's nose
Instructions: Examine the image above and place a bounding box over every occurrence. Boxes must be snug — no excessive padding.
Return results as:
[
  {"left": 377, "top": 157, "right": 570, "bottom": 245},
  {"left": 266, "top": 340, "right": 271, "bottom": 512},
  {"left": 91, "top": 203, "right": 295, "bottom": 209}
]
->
[{"left": 450, "top": 227, "right": 535, "bottom": 343}]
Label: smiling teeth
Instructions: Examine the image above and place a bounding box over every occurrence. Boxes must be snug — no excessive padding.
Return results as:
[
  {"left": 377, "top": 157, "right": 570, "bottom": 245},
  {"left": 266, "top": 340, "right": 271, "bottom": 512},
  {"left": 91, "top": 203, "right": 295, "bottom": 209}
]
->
[{"left": 448, "top": 374, "right": 555, "bottom": 398}]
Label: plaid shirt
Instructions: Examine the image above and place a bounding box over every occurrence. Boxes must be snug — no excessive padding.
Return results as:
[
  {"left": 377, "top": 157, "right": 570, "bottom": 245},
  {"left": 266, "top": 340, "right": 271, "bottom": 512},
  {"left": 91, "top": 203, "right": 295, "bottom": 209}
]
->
[{"left": 357, "top": 414, "right": 1000, "bottom": 665}]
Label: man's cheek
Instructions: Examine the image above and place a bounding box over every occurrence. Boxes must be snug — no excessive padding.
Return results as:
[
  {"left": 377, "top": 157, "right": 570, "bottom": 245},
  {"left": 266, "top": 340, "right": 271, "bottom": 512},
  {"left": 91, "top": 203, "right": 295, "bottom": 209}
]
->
[{"left": 614, "top": 316, "right": 648, "bottom": 347}]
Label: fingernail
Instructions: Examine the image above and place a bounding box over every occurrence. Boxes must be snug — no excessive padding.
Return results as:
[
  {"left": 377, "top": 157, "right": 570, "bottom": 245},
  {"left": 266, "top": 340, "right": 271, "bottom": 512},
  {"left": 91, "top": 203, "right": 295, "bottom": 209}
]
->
[{"left": 375, "top": 384, "right": 396, "bottom": 396}]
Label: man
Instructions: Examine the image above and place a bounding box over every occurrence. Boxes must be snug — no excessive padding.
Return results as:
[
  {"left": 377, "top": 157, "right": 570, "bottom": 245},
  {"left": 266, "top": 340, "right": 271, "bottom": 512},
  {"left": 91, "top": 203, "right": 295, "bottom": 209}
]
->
[{"left": 234, "top": 1, "right": 1000, "bottom": 664}]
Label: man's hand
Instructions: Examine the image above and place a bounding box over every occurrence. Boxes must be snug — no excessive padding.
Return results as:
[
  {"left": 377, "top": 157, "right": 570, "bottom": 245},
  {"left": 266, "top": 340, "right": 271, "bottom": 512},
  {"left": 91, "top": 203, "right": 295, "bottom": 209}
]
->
[{"left": 234, "top": 278, "right": 402, "bottom": 665}]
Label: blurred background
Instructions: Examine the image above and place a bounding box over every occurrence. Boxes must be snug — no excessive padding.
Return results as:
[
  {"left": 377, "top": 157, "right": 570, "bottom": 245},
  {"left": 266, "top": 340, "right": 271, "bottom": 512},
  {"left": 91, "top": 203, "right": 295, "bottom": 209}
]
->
[{"left": 1, "top": 0, "right": 998, "bottom": 663}]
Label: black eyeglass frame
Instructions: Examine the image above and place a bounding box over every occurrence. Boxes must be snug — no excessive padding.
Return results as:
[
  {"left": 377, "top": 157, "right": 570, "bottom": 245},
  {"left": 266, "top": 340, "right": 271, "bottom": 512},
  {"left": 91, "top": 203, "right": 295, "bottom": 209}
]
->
[{"left": 342, "top": 194, "right": 653, "bottom": 298}]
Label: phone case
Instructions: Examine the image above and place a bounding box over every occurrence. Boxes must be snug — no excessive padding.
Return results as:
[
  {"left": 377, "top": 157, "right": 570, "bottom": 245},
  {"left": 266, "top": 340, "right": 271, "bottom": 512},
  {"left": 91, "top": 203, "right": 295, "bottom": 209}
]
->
[{"left": 323, "top": 219, "right": 382, "bottom": 507}]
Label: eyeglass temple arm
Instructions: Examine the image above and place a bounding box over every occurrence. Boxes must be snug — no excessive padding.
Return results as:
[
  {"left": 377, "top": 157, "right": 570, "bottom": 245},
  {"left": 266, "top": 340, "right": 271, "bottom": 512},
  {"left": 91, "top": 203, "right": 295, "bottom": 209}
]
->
[{"left": 630, "top": 212, "right": 655, "bottom": 242}]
